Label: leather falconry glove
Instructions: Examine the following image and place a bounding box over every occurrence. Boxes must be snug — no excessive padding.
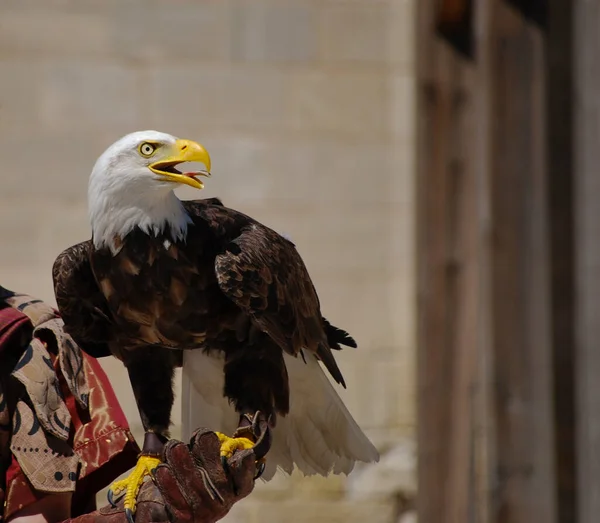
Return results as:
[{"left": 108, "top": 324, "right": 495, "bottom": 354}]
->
[{"left": 60, "top": 422, "right": 271, "bottom": 523}]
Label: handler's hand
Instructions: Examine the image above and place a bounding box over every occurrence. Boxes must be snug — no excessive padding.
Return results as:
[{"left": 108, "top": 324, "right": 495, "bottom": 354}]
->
[
  {"left": 63, "top": 425, "right": 268, "bottom": 523},
  {"left": 152, "top": 427, "right": 260, "bottom": 522}
]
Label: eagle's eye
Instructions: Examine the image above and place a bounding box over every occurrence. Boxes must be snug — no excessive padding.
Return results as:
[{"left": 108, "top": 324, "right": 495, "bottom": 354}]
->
[{"left": 139, "top": 142, "right": 157, "bottom": 157}]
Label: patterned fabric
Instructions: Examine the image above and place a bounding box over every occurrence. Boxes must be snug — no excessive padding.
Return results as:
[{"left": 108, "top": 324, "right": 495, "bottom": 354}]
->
[{"left": 0, "top": 287, "right": 140, "bottom": 521}]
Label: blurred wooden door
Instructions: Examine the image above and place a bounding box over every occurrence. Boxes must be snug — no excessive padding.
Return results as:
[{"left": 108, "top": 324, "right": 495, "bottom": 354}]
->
[{"left": 416, "top": 1, "right": 577, "bottom": 522}]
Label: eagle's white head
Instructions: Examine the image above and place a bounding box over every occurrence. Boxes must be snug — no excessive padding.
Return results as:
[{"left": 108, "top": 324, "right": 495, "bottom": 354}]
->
[{"left": 88, "top": 130, "right": 211, "bottom": 254}]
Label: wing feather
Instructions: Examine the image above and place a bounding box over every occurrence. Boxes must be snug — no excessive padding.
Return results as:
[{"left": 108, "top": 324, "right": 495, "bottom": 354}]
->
[
  {"left": 212, "top": 220, "right": 346, "bottom": 386},
  {"left": 52, "top": 241, "right": 113, "bottom": 358}
]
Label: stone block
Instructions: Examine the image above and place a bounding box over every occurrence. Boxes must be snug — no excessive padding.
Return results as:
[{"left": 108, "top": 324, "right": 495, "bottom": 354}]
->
[
  {"left": 0, "top": 11, "right": 112, "bottom": 59},
  {"left": 285, "top": 71, "right": 389, "bottom": 140},
  {"left": 338, "top": 356, "right": 410, "bottom": 429},
  {"left": 289, "top": 473, "right": 347, "bottom": 500},
  {"left": 389, "top": 0, "right": 416, "bottom": 70},
  {"left": 238, "top": 499, "right": 396, "bottom": 523},
  {"left": 391, "top": 73, "right": 417, "bottom": 141},
  {"left": 0, "top": 131, "right": 111, "bottom": 200},
  {"left": 111, "top": 2, "right": 232, "bottom": 64},
  {"left": 280, "top": 202, "right": 397, "bottom": 275},
  {"left": 39, "top": 61, "right": 140, "bottom": 134},
  {"left": 0, "top": 200, "right": 90, "bottom": 311},
  {"left": 318, "top": 2, "right": 390, "bottom": 64},
  {"left": 250, "top": 473, "right": 294, "bottom": 501},
  {"left": 256, "top": 140, "right": 393, "bottom": 204},
  {"left": 0, "top": 265, "right": 55, "bottom": 306},
  {"left": 390, "top": 201, "right": 415, "bottom": 265},
  {"left": 38, "top": 205, "right": 91, "bottom": 254},
  {"left": 0, "top": 61, "right": 46, "bottom": 137},
  {"left": 397, "top": 377, "right": 416, "bottom": 427},
  {"left": 231, "top": 0, "right": 317, "bottom": 63},
  {"left": 0, "top": 203, "right": 43, "bottom": 265},
  {"left": 310, "top": 274, "right": 399, "bottom": 349},
  {"left": 1, "top": 0, "right": 120, "bottom": 9},
  {"left": 363, "top": 425, "right": 408, "bottom": 454},
  {"left": 147, "top": 66, "right": 287, "bottom": 131},
  {"left": 218, "top": 503, "right": 250, "bottom": 523},
  {"left": 390, "top": 144, "right": 417, "bottom": 204},
  {"left": 346, "top": 437, "right": 416, "bottom": 501},
  {"left": 399, "top": 512, "right": 418, "bottom": 523},
  {"left": 388, "top": 269, "right": 416, "bottom": 343}
]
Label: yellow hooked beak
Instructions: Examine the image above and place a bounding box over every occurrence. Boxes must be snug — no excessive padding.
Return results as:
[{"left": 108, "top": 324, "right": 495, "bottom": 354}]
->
[{"left": 149, "top": 139, "right": 212, "bottom": 190}]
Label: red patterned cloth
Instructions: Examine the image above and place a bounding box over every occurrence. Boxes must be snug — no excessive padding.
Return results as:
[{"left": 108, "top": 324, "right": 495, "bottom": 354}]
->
[{"left": 0, "top": 290, "right": 140, "bottom": 521}]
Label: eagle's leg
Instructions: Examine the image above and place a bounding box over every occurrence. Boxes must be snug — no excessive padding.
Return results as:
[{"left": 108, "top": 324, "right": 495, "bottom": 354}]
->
[
  {"left": 108, "top": 348, "right": 176, "bottom": 523},
  {"left": 219, "top": 338, "right": 285, "bottom": 478}
]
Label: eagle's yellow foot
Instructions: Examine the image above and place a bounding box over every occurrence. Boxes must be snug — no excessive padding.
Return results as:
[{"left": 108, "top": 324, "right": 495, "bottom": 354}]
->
[
  {"left": 107, "top": 455, "right": 161, "bottom": 523},
  {"left": 215, "top": 432, "right": 255, "bottom": 459},
  {"left": 215, "top": 432, "right": 267, "bottom": 482}
]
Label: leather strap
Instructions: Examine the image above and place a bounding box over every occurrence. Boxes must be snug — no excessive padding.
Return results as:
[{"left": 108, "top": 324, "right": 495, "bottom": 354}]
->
[{"left": 141, "top": 432, "right": 169, "bottom": 458}]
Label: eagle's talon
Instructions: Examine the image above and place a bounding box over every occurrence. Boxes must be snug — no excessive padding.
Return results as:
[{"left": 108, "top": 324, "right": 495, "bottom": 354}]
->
[
  {"left": 107, "top": 480, "right": 127, "bottom": 507},
  {"left": 254, "top": 459, "right": 266, "bottom": 480},
  {"left": 107, "top": 488, "right": 123, "bottom": 508},
  {"left": 107, "top": 455, "right": 161, "bottom": 520}
]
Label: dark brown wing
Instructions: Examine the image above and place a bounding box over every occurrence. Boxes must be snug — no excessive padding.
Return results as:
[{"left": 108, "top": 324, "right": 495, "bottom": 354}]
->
[
  {"left": 322, "top": 317, "right": 357, "bottom": 350},
  {"left": 52, "top": 241, "right": 113, "bottom": 358},
  {"left": 213, "top": 219, "right": 348, "bottom": 387}
]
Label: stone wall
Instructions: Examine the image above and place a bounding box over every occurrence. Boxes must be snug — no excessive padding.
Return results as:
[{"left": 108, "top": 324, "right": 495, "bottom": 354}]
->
[{"left": 0, "top": 1, "right": 417, "bottom": 521}]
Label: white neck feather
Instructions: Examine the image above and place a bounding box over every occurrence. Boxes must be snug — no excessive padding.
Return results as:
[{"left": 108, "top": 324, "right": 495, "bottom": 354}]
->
[{"left": 89, "top": 179, "right": 192, "bottom": 255}]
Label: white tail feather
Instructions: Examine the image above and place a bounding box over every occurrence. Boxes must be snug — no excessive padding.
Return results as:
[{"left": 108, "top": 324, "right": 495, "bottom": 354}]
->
[{"left": 182, "top": 350, "right": 379, "bottom": 481}]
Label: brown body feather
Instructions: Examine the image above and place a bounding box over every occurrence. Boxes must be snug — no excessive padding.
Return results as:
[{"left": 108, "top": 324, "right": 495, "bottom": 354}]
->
[{"left": 52, "top": 198, "right": 355, "bottom": 437}]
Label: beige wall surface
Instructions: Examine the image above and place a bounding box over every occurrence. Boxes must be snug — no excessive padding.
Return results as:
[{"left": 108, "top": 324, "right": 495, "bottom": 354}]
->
[{"left": 0, "top": 1, "right": 416, "bottom": 521}]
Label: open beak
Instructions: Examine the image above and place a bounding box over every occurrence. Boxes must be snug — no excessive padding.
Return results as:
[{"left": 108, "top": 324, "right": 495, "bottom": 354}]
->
[{"left": 149, "top": 139, "right": 212, "bottom": 190}]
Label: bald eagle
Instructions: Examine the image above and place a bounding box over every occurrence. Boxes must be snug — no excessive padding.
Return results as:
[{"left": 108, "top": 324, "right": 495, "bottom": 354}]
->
[{"left": 52, "top": 131, "right": 379, "bottom": 518}]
